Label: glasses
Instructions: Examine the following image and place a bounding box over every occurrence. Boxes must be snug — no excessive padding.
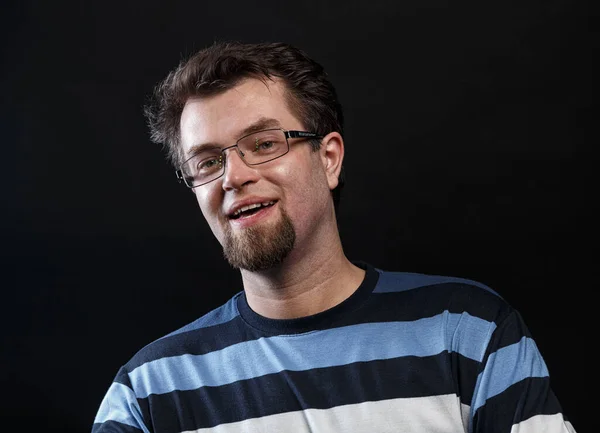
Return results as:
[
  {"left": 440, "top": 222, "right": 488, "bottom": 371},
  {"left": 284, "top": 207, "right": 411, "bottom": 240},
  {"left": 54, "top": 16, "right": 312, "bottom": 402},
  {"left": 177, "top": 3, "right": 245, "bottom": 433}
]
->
[{"left": 176, "top": 128, "right": 322, "bottom": 188}]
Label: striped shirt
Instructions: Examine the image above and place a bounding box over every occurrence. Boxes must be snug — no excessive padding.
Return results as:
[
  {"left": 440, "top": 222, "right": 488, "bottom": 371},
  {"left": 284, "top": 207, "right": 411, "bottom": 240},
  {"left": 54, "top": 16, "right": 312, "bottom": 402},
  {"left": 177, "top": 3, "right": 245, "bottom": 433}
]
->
[{"left": 92, "top": 262, "right": 576, "bottom": 433}]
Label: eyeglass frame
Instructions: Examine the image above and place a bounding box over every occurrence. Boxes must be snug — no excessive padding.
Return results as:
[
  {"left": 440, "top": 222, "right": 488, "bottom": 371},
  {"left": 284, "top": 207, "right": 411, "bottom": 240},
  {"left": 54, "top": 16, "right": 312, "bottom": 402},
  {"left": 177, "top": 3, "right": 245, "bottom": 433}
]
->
[{"left": 175, "top": 128, "right": 323, "bottom": 188}]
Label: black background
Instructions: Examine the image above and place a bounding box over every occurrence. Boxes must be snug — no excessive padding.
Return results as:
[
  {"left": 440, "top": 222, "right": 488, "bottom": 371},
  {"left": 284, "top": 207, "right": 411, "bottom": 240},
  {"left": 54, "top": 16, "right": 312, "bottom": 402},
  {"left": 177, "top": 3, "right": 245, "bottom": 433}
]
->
[{"left": 2, "top": 0, "right": 594, "bottom": 431}]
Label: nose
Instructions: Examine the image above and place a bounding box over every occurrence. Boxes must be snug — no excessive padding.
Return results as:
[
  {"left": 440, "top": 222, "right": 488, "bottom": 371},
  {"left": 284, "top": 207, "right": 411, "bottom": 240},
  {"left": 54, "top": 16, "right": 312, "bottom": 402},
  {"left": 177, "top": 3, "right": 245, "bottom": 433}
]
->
[{"left": 221, "top": 146, "right": 260, "bottom": 190}]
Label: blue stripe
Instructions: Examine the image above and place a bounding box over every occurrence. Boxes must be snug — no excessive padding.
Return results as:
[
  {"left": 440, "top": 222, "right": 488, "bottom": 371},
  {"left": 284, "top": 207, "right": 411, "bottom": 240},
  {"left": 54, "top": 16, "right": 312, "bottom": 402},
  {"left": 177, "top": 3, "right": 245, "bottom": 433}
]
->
[
  {"left": 472, "top": 336, "right": 549, "bottom": 414},
  {"left": 94, "top": 382, "right": 148, "bottom": 432},
  {"left": 374, "top": 269, "right": 499, "bottom": 296},
  {"left": 129, "top": 312, "right": 494, "bottom": 398},
  {"left": 449, "top": 312, "right": 496, "bottom": 362}
]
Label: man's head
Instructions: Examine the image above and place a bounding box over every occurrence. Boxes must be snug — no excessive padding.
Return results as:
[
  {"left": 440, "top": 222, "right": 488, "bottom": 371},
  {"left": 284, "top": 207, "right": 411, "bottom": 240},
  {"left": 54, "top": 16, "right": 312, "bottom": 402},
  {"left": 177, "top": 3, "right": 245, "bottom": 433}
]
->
[
  {"left": 145, "top": 42, "right": 346, "bottom": 271},
  {"left": 145, "top": 41, "right": 345, "bottom": 209}
]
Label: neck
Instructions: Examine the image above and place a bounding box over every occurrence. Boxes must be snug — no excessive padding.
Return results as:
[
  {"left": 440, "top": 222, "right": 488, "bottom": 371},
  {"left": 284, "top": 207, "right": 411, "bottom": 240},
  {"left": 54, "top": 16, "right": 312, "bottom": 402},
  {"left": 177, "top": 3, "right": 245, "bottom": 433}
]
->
[{"left": 239, "top": 230, "right": 365, "bottom": 320}]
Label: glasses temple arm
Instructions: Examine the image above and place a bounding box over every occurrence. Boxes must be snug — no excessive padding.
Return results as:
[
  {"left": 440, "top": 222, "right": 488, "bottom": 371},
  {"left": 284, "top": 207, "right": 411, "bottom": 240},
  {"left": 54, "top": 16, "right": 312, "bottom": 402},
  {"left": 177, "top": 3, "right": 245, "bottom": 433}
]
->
[{"left": 286, "top": 131, "right": 323, "bottom": 139}]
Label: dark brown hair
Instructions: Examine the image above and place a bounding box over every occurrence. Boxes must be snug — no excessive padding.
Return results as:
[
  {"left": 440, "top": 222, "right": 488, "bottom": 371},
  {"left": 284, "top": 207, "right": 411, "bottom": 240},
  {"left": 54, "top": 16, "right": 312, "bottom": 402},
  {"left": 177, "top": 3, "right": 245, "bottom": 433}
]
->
[{"left": 144, "top": 41, "right": 345, "bottom": 209}]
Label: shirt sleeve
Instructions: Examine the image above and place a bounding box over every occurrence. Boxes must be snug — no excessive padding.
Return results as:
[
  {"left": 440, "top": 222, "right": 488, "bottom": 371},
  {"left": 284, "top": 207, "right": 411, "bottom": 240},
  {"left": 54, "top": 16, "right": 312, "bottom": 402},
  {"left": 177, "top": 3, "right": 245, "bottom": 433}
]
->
[
  {"left": 469, "top": 309, "right": 576, "bottom": 433},
  {"left": 92, "top": 368, "right": 150, "bottom": 433}
]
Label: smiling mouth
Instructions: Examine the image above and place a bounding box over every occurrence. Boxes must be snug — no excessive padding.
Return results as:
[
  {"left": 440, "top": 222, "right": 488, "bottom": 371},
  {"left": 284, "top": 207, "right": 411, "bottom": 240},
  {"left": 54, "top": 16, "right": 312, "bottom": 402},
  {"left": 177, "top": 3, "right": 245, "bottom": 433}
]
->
[{"left": 229, "top": 201, "right": 276, "bottom": 219}]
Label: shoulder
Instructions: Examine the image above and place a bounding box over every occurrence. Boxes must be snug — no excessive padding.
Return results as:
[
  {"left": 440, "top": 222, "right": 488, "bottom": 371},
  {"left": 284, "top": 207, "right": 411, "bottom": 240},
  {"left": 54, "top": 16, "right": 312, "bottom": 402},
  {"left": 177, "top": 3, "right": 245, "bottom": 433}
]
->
[
  {"left": 120, "top": 292, "right": 244, "bottom": 375},
  {"left": 373, "top": 267, "right": 498, "bottom": 296},
  {"left": 371, "top": 266, "right": 514, "bottom": 325}
]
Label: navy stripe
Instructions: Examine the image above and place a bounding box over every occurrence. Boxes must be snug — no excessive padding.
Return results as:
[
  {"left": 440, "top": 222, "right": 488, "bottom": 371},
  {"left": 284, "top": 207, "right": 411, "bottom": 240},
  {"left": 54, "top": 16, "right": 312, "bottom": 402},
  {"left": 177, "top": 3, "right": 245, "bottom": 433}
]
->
[
  {"left": 367, "top": 284, "right": 511, "bottom": 328},
  {"left": 115, "top": 367, "right": 133, "bottom": 387},
  {"left": 141, "top": 353, "right": 457, "bottom": 431},
  {"left": 127, "top": 313, "right": 493, "bottom": 398},
  {"left": 472, "top": 377, "right": 563, "bottom": 433},
  {"left": 481, "top": 310, "right": 535, "bottom": 366},
  {"left": 92, "top": 421, "right": 143, "bottom": 433},
  {"left": 117, "top": 315, "right": 254, "bottom": 376},
  {"left": 450, "top": 350, "right": 481, "bottom": 408},
  {"left": 119, "top": 281, "right": 511, "bottom": 376}
]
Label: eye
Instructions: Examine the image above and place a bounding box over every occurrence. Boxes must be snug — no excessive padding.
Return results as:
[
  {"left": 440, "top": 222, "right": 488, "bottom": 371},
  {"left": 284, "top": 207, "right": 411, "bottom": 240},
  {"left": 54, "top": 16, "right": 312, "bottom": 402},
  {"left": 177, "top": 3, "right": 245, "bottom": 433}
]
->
[
  {"left": 253, "top": 139, "right": 275, "bottom": 152},
  {"left": 196, "top": 156, "right": 222, "bottom": 171}
]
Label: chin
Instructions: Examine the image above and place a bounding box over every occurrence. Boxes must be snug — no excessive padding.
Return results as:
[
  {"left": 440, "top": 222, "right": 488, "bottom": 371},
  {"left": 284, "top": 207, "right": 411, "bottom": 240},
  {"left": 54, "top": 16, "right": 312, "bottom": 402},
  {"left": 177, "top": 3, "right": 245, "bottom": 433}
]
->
[{"left": 222, "top": 207, "right": 296, "bottom": 271}]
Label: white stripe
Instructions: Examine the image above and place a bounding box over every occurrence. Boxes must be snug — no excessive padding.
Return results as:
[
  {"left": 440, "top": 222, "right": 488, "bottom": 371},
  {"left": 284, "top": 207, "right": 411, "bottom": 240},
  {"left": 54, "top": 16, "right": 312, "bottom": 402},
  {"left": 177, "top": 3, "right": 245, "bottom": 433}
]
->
[
  {"left": 510, "top": 413, "right": 577, "bottom": 433},
  {"left": 460, "top": 402, "right": 471, "bottom": 430},
  {"left": 183, "top": 394, "right": 468, "bottom": 433}
]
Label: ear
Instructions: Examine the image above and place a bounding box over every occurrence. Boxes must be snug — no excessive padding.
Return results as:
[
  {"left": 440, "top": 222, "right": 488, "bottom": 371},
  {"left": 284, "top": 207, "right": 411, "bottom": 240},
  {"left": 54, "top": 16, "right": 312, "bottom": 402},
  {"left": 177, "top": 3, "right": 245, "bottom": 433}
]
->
[{"left": 319, "top": 131, "right": 345, "bottom": 191}]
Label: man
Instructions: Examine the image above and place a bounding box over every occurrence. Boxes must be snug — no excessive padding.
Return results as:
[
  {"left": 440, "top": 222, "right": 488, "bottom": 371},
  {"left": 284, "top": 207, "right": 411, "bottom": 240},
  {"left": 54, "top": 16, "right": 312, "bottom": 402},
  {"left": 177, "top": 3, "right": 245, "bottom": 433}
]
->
[{"left": 93, "top": 41, "right": 576, "bottom": 432}]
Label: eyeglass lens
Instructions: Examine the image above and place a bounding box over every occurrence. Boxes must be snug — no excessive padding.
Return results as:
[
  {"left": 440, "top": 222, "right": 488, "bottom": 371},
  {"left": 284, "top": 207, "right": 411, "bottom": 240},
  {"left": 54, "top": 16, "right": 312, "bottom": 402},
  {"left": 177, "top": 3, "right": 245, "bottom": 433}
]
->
[{"left": 182, "top": 129, "right": 288, "bottom": 187}]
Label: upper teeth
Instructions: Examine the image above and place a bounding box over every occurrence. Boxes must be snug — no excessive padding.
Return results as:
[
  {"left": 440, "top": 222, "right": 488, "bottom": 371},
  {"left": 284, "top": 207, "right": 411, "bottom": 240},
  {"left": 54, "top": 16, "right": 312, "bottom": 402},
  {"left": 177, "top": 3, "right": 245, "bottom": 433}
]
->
[{"left": 233, "top": 201, "right": 274, "bottom": 216}]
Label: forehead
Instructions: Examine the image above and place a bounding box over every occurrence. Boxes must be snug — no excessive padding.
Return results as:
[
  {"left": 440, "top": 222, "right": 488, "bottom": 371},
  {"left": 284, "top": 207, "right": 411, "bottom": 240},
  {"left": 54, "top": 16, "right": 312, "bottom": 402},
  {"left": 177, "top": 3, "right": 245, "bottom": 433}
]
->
[{"left": 179, "top": 78, "right": 300, "bottom": 154}]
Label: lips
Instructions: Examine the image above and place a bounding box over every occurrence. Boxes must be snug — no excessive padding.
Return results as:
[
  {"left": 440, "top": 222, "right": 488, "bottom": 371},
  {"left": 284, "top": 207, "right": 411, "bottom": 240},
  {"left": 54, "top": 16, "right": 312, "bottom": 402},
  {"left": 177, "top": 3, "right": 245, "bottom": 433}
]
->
[{"left": 227, "top": 199, "right": 277, "bottom": 220}]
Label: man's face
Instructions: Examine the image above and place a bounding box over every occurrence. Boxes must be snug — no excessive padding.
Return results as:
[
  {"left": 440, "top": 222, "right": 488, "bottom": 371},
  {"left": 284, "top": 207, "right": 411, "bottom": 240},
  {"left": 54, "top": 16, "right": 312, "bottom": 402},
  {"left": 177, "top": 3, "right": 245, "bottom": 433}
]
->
[{"left": 179, "top": 78, "right": 335, "bottom": 271}]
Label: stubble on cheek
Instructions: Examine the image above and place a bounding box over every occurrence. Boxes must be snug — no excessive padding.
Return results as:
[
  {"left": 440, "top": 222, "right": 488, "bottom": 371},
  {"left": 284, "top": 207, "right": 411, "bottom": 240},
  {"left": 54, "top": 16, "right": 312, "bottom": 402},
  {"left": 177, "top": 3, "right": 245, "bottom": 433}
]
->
[{"left": 222, "top": 207, "right": 296, "bottom": 272}]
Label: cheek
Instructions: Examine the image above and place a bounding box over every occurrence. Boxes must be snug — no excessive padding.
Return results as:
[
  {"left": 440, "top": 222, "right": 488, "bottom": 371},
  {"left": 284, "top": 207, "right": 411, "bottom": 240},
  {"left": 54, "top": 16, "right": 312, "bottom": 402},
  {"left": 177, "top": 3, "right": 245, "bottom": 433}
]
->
[
  {"left": 194, "top": 189, "right": 224, "bottom": 236},
  {"left": 195, "top": 183, "right": 221, "bottom": 212},
  {"left": 280, "top": 159, "right": 330, "bottom": 224}
]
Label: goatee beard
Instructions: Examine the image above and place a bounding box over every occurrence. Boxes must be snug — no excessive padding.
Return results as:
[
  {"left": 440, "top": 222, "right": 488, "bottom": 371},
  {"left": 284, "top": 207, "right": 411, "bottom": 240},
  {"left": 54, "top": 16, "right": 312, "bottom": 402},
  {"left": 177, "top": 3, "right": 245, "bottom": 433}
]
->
[{"left": 223, "top": 207, "right": 296, "bottom": 272}]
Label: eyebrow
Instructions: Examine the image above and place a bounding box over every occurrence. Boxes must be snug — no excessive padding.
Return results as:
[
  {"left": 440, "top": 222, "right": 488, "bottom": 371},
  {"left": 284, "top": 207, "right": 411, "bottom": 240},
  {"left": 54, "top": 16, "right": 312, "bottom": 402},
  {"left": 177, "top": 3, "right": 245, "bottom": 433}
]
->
[
  {"left": 186, "top": 117, "right": 282, "bottom": 157},
  {"left": 239, "top": 117, "right": 282, "bottom": 136}
]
